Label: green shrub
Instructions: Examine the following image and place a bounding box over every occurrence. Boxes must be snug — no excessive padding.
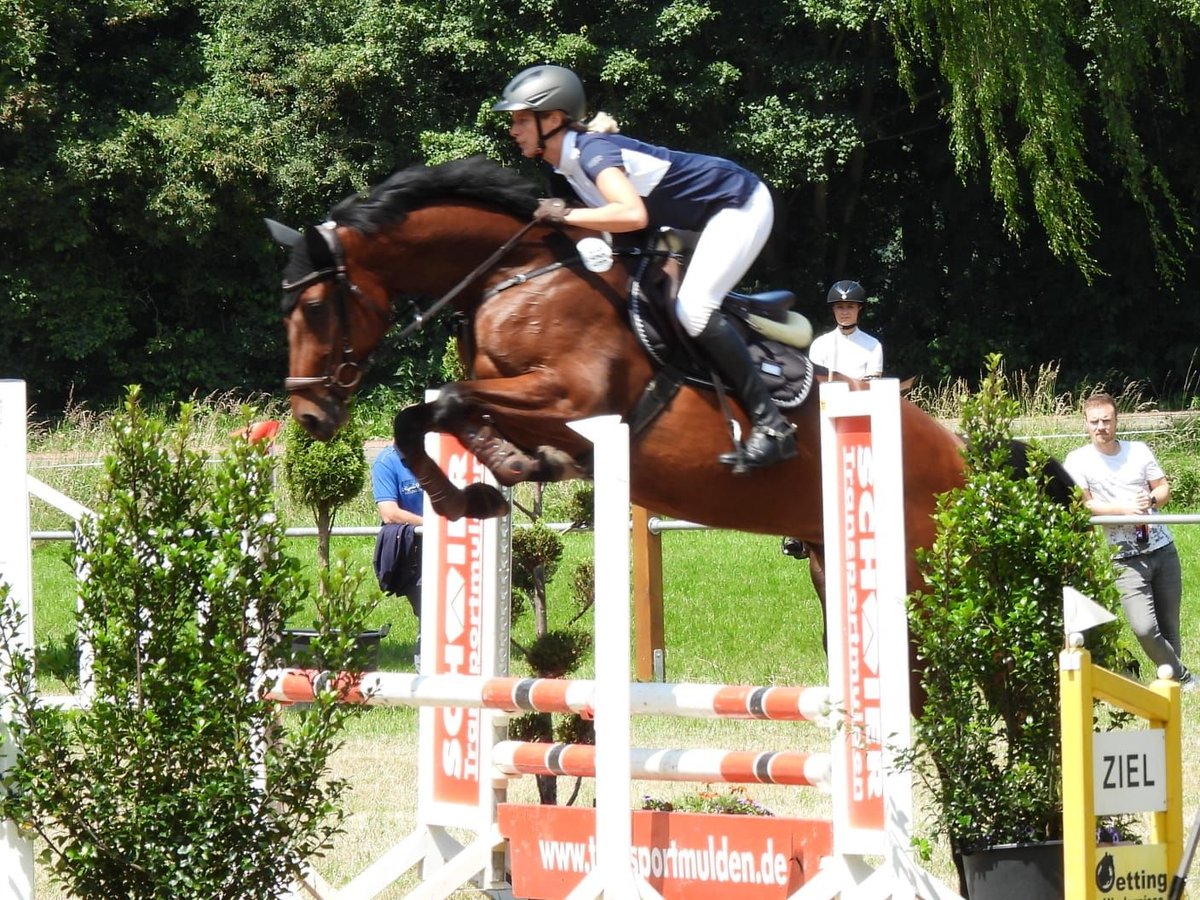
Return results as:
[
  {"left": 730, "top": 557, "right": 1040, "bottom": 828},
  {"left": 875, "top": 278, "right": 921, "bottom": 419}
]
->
[
  {"left": 1161, "top": 452, "right": 1200, "bottom": 510},
  {"left": 902, "top": 354, "right": 1127, "bottom": 855},
  {"left": 281, "top": 413, "right": 366, "bottom": 573},
  {"left": 0, "top": 388, "right": 370, "bottom": 899}
]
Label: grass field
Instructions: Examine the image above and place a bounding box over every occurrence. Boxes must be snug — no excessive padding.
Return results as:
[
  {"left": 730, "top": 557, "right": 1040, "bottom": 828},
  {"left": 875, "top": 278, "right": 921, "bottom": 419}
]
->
[
  {"left": 17, "top": 397, "right": 1200, "bottom": 897},
  {"left": 23, "top": 518, "right": 1200, "bottom": 897}
]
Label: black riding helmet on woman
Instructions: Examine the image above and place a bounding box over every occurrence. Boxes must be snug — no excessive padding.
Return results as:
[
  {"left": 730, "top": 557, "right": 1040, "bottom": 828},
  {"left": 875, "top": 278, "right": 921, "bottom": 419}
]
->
[{"left": 493, "top": 64, "right": 796, "bottom": 473}]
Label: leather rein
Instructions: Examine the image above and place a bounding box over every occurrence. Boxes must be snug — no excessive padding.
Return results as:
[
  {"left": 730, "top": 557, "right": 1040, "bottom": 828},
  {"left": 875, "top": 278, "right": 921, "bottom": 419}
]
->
[{"left": 282, "top": 218, "right": 539, "bottom": 395}]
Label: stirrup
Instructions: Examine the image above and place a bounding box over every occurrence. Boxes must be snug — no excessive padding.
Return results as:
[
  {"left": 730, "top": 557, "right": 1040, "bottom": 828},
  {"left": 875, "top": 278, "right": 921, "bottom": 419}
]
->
[{"left": 718, "top": 426, "right": 797, "bottom": 475}]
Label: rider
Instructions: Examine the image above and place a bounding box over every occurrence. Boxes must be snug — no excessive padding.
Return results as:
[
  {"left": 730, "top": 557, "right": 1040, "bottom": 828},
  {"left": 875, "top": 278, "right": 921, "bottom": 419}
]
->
[{"left": 492, "top": 64, "right": 796, "bottom": 473}]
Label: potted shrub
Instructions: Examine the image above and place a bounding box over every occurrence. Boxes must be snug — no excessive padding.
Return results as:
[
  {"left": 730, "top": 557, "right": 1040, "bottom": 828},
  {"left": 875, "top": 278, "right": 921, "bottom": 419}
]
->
[{"left": 902, "top": 356, "right": 1128, "bottom": 898}]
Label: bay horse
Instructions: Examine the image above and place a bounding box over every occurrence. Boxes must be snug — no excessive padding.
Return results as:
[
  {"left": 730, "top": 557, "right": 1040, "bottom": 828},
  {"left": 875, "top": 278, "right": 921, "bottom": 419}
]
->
[{"left": 272, "top": 155, "right": 968, "bottom": 616}]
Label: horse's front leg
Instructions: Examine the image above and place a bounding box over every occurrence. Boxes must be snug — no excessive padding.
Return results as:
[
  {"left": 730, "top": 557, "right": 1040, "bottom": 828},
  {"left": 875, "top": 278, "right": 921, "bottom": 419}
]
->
[
  {"left": 432, "top": 376, "right": 595, "bottom": 484},
  {"left": 392, "top": 402, "right": 510, "bottom": 521},
  {"left": 457, "top": 415, "right": 588, "bottom": 486}
]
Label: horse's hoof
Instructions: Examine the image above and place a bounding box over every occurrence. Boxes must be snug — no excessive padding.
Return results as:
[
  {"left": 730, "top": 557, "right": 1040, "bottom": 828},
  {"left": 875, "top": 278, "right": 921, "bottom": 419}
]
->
[
  {"left": 462, "top": 483, "right": 511, "bottom": 519},
  {"left": 392, "top": 405, "right": 427, "bottom": 449},
  {"left": 536, "top": 445, "right": 588, "bottom": 481}
]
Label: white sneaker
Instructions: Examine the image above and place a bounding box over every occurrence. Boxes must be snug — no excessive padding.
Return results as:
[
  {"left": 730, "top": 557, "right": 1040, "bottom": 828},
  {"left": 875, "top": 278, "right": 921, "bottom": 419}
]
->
[{"left": 1180, "top": 675, "right": 1198, "bottom": 694}]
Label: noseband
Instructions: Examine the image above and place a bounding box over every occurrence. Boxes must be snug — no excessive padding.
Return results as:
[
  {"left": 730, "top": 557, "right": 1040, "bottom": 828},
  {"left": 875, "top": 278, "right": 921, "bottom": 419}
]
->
[{"left": 282, "top": 223, "right": 371, "bottom": 395}]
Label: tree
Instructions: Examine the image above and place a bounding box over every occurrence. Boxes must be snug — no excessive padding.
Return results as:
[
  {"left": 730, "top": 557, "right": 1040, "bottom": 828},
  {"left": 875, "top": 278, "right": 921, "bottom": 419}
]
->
[
  {"left": 888, "top": 0, "right": 1197, "bottom": 280},
  {"left": 3, "top": 0, "right": 1199, "bottom": 412},
  {"left": 0, "top": 388, "right": 370, "bottom": 899},
  {"left": 280, "top": 411, "right": 366, "bottom": 574},
  {"left": 902, "top": 355, "right": 1130, "bottom": 889}
]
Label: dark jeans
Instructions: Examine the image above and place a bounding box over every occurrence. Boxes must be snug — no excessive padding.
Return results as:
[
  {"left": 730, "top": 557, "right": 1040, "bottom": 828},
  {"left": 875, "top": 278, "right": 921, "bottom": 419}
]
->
[{"left": 1114, "top": 542, "right": 1188, "bottom": 681}]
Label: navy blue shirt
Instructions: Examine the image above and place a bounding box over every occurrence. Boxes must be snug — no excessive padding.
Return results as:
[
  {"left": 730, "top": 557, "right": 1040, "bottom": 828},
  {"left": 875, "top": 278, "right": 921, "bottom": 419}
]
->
[{"left": 554, "top": 131, "right": 760, "bottom": 232}]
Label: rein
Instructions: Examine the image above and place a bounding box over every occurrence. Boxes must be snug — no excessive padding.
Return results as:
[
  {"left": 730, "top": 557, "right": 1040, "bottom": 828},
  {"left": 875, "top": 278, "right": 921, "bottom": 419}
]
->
[{"left": 391, "top": 219, "right": 539, "bottom": 343}]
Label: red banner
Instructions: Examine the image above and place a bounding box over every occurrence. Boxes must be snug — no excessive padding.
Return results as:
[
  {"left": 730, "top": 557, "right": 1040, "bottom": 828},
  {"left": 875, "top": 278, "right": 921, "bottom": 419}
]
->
[
  {"left": 499, "top": 805, "right": 832, "bottom": 900},
  {"left": 427, "top": 440, "right": 489, "bottom": 810}
]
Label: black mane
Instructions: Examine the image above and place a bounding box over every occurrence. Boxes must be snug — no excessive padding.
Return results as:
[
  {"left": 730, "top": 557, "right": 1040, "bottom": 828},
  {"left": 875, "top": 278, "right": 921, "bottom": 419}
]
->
[{"left": 329, "top": 155, "right": 539, "bottom": 232}]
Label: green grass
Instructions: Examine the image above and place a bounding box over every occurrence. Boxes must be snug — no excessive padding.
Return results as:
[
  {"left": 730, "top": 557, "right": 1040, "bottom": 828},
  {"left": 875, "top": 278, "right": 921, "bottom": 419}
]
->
[
  {"left": 18, "top": 393, "right": 1200, "bottom": 896},
  {"left": 25, "top": 516, "right": 1200, "bottom": 896}
]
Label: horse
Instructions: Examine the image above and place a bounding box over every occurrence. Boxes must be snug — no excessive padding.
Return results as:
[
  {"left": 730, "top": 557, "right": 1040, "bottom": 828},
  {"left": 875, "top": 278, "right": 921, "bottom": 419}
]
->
[{"left": 272, "top": 156, "right": 973, "bottom": 638}]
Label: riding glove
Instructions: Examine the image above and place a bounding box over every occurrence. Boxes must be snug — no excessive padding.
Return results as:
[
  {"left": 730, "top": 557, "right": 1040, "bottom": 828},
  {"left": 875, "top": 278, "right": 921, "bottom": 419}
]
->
[{"left": 533, "top": 198, "right": 568, "bottom": 223}]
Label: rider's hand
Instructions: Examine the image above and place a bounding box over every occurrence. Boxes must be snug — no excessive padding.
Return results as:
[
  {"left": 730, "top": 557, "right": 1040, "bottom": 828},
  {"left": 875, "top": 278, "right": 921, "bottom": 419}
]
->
[{"left": 533, "top": 198, "right": 568, "bottom": 224}]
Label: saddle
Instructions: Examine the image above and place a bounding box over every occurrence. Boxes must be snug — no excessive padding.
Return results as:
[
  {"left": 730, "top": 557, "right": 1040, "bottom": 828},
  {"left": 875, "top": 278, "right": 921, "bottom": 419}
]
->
[{"left": 622, "top": 232, "right": 815, "bottom": 437}]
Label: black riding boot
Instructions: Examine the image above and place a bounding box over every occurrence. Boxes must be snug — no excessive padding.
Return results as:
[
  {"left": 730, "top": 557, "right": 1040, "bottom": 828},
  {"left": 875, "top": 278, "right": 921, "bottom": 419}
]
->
[{"left": 693, "top": 315, "right": 797, "bottom": 473}]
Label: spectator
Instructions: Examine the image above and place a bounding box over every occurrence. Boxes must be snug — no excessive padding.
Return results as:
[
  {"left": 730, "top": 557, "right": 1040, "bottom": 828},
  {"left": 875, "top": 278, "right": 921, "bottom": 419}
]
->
[
  {"left": 783, "top": 280, "right": 881, "bottom": 562},
  {"left": 808, "top": 280, "right": 882, "bottom": 380},
  {"left": 371, "top": 444, "right": 425, "bottom": 618},
  {"left": 1063, "top": 393, "right": 1195, "bottom": 691}
]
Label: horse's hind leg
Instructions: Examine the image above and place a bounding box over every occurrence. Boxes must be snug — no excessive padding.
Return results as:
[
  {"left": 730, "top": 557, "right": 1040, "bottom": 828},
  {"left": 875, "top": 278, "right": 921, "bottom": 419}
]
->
[{"left": 392, "top": 403, "right": 509, "bottom": 521}]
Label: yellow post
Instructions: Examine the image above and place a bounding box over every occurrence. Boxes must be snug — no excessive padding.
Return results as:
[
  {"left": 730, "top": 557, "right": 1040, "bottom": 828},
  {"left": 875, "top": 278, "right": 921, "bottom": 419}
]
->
[
  {"left": 1060, "top": 641, "right": 1097, "bottom": 900},
  {"left": 1061, "top": 641, "right": 1185, "bottom": 900},
  {"left": 1149, "top": 674, "right": 1184, "bottom": 874}
]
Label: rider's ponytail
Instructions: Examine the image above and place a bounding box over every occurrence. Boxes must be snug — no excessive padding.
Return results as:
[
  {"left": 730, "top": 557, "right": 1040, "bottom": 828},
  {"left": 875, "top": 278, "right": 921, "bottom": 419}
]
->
[{"left": 585, "top": 111, "right": 621, "bottom": 134}]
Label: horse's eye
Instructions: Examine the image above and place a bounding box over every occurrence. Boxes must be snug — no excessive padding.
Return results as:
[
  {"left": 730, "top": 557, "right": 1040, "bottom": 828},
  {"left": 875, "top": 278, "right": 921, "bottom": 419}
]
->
[{"left": 302, "top": 298, "right": 329, "bottom": 321}]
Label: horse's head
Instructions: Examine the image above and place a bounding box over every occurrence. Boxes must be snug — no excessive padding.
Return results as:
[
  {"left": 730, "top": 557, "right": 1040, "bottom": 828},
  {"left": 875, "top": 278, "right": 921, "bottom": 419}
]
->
[
  {"left": 271, "top": 157, "right": 544, "bottom": 439},
  {"left": 268, "top": 219, "right": 390, "bottom": 440}
]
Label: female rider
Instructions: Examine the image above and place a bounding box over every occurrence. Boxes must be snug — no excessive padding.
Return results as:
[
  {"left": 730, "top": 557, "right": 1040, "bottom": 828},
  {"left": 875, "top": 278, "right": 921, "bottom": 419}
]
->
[{"left": 493, "top": 64, "right": 796, "bottom": 473}]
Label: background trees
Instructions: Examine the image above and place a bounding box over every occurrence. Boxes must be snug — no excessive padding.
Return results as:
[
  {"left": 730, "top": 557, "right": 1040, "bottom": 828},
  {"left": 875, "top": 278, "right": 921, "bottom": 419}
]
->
[{"left": 3, "top": 0, "right": 1198, "bottom": 416}]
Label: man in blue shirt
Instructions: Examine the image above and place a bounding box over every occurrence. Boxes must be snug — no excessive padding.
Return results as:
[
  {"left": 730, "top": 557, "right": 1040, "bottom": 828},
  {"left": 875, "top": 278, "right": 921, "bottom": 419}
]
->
[{"left": 371, "top": 444, "right": 425, "bottom": 616}]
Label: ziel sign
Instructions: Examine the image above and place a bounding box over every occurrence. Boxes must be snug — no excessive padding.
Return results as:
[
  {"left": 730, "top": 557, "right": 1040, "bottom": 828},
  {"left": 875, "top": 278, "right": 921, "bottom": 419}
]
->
[
  {"left": 1091, "top": 729, "right": 1169, "bottom": 900},
  {"left": 1092, "top": 730, "right": 1167, "bottom": 816}
]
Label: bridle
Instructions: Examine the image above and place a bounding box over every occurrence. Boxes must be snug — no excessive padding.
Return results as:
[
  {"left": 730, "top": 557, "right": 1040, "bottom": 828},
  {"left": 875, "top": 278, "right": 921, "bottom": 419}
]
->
[
  {"left": 282, "top": 218, "right": 540, "bottom": 395},
  {"left": 282, "top": 222, "right": 377, "bottom": 395}
]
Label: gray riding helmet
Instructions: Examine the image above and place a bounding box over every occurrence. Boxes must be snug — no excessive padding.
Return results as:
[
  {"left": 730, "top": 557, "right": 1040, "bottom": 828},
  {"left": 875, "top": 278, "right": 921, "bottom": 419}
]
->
[
  {"left": 493, "top": 65, "right": 587, "bottom": 121},
  {"left": 827, "top": 280, "right": 866, "bottom": 304}
]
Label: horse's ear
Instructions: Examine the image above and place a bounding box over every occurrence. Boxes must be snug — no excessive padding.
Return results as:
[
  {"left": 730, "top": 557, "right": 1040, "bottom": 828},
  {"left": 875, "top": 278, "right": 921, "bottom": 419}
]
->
[{"left": 264, "top": 218, "right": 303, "bottom": 247}]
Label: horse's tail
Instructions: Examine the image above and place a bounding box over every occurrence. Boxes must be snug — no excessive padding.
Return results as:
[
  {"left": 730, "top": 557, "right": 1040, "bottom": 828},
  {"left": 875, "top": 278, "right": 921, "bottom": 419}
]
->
[{"left": 1008, "top": 439, "right": 1076, "bottom": 505}]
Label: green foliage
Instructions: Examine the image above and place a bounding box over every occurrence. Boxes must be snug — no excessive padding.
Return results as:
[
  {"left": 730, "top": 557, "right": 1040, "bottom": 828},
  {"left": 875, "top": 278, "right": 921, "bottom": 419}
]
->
[
  {"left": 511, "top": 521, "right": 564, "bottom": 602},
  {"left": 1165, "top": 458, "right": 1200, "bottom": 510},
  {"left": 568, "top": 559, "right": 596, "bottom": 622},
  {"left": 508, "top": 711, "right": 553, "bottom": 744},
  {"left": 281, "top": 412, "right": 366, "bottom": 571},
  {"left": 4, "top": 0, "right": 1199, "bottom": 424},
  {"left": 642, "top": 785, "right": 774, "bottom": 817},
  {"left": 524, "top": 629, "right": 591, "bottom": 679},
  {"left": 281, "top": 414, "right": 367, "bottom": 512},
  {"left": 889, "top": 0, "right": 1194, "bottom": 279},
  {"left": 441, "top": 335, "right": 466, "bottom": 382},
  {"left": 32, "top": 631, "right": 81, "bottom": 690},
  {"left": 903, "top": 354, "right": 1126, "bottom": 852},
  {"left": 0, "top": 386, "right": 370, "bottom": 899},
  {"left": 563, "top": 483, "right": 594, "bottom": 530}
]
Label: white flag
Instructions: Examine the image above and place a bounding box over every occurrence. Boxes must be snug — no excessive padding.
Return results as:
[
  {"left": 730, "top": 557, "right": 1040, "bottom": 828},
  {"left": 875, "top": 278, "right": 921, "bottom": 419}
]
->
[{"left": 1063, "top": 586, "right": 1117, "bottom": 634}]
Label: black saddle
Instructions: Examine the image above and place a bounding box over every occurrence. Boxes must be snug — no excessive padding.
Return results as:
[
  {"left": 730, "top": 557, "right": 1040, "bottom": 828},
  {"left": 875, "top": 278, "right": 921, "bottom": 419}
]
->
[{"left": 623, "top": 240, "right": 814, "bottom": 436}]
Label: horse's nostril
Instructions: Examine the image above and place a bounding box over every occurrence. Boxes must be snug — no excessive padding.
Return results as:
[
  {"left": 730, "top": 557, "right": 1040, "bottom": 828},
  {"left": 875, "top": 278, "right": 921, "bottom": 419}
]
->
[{"left": 299, "top": 412, "right": 331, "bottom": 441}]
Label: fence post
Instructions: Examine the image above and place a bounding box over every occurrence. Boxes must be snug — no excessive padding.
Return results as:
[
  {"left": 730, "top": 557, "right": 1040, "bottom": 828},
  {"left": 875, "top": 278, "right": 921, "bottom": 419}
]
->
[
  {"left": 631, "top": 505, "right": 664, "bottom": 682},
  {"left": 0, "top": 380, "right": 35, "bottom": 899}
]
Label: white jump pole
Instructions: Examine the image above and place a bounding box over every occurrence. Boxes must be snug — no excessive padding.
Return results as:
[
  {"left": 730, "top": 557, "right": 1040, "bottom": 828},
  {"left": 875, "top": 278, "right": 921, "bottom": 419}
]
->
[
  {"left": 0, "top": 380, "right": 35, "bottom": 900},
  {"left": 564, "top": 416, "right": 661, "bottom": 900}
]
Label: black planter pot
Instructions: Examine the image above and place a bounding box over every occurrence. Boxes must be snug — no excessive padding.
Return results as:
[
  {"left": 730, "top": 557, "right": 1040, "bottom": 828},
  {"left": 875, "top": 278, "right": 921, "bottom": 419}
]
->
[{"left": 961, "top": 840, "right": 1064, "bottom": 900}]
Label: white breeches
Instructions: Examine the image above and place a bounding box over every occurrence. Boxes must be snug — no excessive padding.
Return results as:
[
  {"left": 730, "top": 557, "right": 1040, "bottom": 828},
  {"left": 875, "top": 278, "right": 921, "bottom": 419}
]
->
[{"left": 675, "top": 180, "right": 775, "bottom": 338}]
